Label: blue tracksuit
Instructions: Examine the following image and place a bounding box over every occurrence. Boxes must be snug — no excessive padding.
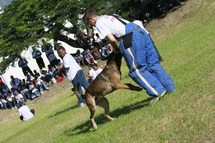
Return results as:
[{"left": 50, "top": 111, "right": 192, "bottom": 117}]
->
[{"left": 119, "top": 22, "right": 175, "bottom": 97}]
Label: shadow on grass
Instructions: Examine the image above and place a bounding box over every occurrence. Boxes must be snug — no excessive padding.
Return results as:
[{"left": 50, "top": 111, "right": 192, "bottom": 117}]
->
[
  {"left": 64, "top": 97, "right": 153, "bottom": 136},
  {"left": 48, "top": 104, "right": 78, "bottom": 119}
]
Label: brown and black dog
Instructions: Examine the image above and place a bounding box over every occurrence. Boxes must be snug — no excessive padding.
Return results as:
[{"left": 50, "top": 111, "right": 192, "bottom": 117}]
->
[{"left": 85, "top": 52, "right": 142, "bottom": 129}]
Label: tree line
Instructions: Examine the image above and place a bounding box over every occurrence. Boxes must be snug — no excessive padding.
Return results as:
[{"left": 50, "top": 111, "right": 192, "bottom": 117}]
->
[{"left": 0, "top": 0, "right": 185, "bottom": 73}]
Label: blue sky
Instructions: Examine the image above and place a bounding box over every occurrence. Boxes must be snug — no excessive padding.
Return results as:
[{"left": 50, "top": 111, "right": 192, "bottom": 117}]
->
[{"left": 0, "top": 0, "right": 13, "bottom": 8}]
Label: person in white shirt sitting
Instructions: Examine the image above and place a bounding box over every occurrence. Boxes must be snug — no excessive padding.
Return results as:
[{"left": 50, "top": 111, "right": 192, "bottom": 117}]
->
[
  {"left": 87, "top": 63, "right": 103, "bottom": 82},
  {"left": 28, "top": 81, "right": 41, "bottom": 97},
  {"left": 18, "top": 102, "right": 35, "bottom": 122}
]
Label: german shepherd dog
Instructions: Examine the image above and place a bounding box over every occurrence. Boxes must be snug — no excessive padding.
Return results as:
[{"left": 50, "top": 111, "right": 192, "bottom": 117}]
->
[{"left": 85, "top": 52, "right": 142, "bottom": 129}]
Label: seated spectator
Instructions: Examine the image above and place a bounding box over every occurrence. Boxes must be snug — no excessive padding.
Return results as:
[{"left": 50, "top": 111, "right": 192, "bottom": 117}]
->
[
  {"left": 91, "top": 46, "right": 101, "bottom": 60},
  {"left": 18, "top": 102, "right": 35, "bottom": 122},
  {"left": 0, "top": 96, "right": 7, "bottom": 110},
  {"left": 47, "top": 65, "right": 57, "bottom": 79},
  {"left": 11, "top": 88, "right": 19, "bottom": 97},
  {"left": 1, "top": 84, "right": 10, "bottom": 99},
  {"left": 14, "top": 92, "right": 25, "bottom": 106},
  {"left": 75, "top": 49, "right": 85, "bottom": 67},
  {"left": 41, "top": 65, "right": 56, "bottom": 84},
  {"left": 20, "top": 85, "right": 34, "bottom": 100},
  {"left": 87, "top": 63, "right": 103, "bottom": 82},
  {"left": 10, "top": 75, "right": 21, "bottom": 92},
  {"left": 33, "top": 77, "right": 49, "bottom": 95},
  {"left": 0, "top": 77, "right": 6, "bottom": 93},
  {"left": 20, "top": 79, "right": 27, "bottom": 87},
  {"left": 83, "top": 49, "right": 95, "bottom": 65},
  {"left": 7, "top": 91, "right": 18, "bottom": 109},
  {"left": 28, "top": 81, "right": 41, "bottom": 97},
  {"left": 55, "top": 59, "right": 66, "bottom": 77},
  {"left": 101, "top": 44, "right": 113, "bottom": 60}
]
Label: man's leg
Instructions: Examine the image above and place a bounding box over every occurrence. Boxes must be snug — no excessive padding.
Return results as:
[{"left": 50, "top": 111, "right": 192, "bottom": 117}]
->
[
  {"left": 72, "top": 71, "right": 86, "bottom": 106},
  {"left": 145, "top": 35, "right": 176, "bottom": 93},
  {"left": 120, "top": 24, "right": 166, "bottom": 97},
  {"left": 150, "top": 63, "right": 176, "bottom": 93}
]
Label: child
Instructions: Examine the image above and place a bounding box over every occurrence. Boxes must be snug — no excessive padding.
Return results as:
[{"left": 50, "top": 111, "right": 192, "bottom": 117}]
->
[
  {"left": 7, "top": 91, "right": 18, "bottom": 109},
  {"left": 28, "top": 81, "right": 41, "bottom": 97},
  {"left": 33, "top": 77, "right": 49, "bottom": 95},
  {"left": 14, "top": 92, "right": 25, "bottom": 106}
]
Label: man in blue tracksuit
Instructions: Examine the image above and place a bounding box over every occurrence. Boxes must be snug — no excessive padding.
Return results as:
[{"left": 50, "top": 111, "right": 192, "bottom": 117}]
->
[
  {"left": 120, "top": 22, "right": 175, "bottom": 97},
  {"left": 84, "top": 9, "right": 175, "bottom": 102}
]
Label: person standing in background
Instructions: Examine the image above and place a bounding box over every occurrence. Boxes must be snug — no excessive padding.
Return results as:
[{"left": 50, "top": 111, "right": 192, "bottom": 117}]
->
[
  {"left": 57, "top": 46, "right": 89, "bottom": 107},
  {"left": 32, "top": 46, "right": 46, "bottom": 70},
  {"left": 18, "top": 56, "right": 34, "bottom": 77},
  {"left": 41, "top": 40, "right": 58, "bottom": 68}
]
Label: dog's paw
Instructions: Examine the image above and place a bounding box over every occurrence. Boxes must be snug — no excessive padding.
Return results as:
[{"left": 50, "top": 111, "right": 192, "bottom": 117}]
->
[{"left": 105, "top": 115, "right": 114, "bottom": 121}]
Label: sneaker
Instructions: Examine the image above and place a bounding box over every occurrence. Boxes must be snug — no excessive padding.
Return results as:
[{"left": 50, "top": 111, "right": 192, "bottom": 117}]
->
[
  {"left": 12, "top": 107, "right": 14, "bottom": 110},
  {"left": 150, "top": 97, "right": 160, "bottom": 104},
  {"left": 79, "top": 103, "right": 85, "bottom": 107},
  {"left": 158, "top": 91, "right": 166, "bottom": 98}
]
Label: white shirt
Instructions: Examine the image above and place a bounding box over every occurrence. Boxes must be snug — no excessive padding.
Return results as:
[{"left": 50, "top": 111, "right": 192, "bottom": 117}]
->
[
  {"left": 62, "top": 53, "right": 81, "bottom": 81},
  {"left": 18, "top": 105, "right": 34, "bottom": 122},
  {"left": 89, "top": 68, "right": 103, "bottom": 80},
  {"left": 96, "top": 15, "right": 149, "bottom": 39},
  {"left": 96, "top": 15, "right": 129, "bottom": 39}
]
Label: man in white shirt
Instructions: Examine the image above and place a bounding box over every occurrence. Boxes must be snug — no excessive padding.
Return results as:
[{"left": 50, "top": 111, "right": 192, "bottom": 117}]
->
[
  {"left": 18, "top": 102, "right": 34, "bottom": 122},
  {"left": 84, "top": 9, "right": 175, "bottom": 103},
  {"left": 57, "top": 46, "right": 89, "bottom": 107}
]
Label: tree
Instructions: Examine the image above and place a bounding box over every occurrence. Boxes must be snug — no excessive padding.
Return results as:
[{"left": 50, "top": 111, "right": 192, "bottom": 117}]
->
[
  {"left": 0, "top": 0, "right": 180, "bottom": 72},
  {"left": 0, "top": 0, "right": 92, "bottom": 71}
]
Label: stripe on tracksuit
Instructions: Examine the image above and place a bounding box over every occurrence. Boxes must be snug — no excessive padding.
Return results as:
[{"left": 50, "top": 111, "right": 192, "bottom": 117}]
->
[{"left": 127, "top": 48, "right": 159, "bottom": 96}]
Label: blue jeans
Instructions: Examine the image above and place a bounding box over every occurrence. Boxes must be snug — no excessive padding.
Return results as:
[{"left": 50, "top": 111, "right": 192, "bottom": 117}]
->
[{"left": 72, "top": 70, "right": 89, "bottom": 104}]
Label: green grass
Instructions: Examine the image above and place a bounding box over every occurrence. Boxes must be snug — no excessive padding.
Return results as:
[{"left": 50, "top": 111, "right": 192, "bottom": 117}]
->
[{"left": 0, "top": 0, "right": 215, "bottom": 142}]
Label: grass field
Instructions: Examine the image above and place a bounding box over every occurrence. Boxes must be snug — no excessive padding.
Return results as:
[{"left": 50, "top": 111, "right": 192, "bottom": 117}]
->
[{"left": 0, "top": 0, "right": 215, "bottom": 142}]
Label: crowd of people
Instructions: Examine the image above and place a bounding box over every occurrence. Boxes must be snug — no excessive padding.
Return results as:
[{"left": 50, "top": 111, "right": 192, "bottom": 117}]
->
[
  {"left": 72, "top": 38, "right": 113, "bottom": 67},
  {"left": 0, "top": 6, "right": 177, "bottom": 122},
  {"left": 0, "top": 41, "right": 68, "bottom": 112},
  {"left": 0, "top": 35, "right": 112, "bottom": 110}
]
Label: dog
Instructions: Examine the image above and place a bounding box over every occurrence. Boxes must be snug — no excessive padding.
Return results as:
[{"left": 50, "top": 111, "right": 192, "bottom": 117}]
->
[{"left": 85, "top": 52, "right": 142, "bottom": 129}]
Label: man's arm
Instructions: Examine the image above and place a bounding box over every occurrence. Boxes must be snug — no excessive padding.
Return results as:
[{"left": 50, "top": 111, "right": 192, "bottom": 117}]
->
[{"left": 106, "top": 33, "right": 119, "bottom": 52}]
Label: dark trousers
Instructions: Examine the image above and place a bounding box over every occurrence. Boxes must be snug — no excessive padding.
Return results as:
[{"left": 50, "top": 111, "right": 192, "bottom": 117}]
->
[
  {"left": 22, "top": 66, "right": 34, "bottom": 77},
  {"left": 36, "top": 57, "right": 45, "bottom": 70}
]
